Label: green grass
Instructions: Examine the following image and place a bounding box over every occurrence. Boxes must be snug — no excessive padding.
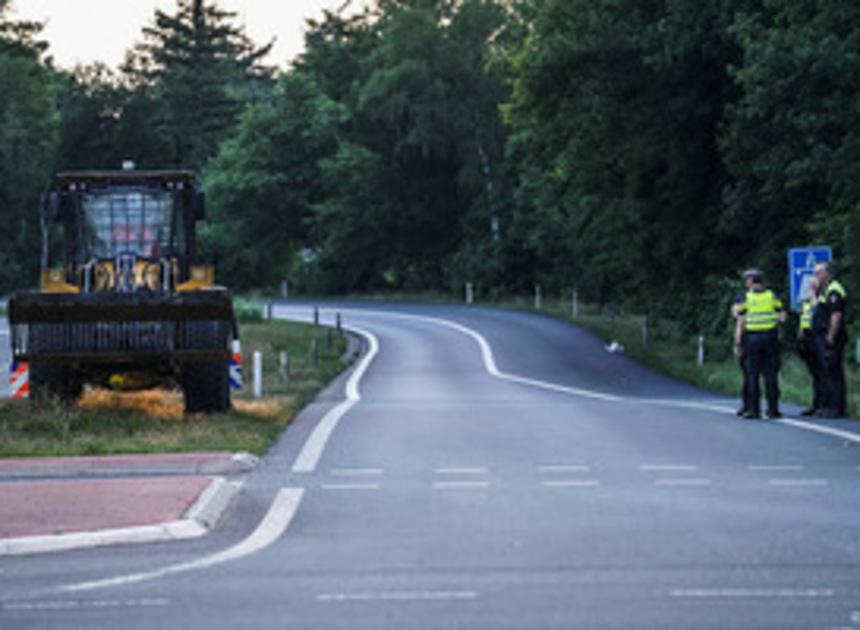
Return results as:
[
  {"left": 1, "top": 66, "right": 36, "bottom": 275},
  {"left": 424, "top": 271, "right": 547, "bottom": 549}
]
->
[{"left": 0, "top": 320, "right": 351, "bottom": 458}]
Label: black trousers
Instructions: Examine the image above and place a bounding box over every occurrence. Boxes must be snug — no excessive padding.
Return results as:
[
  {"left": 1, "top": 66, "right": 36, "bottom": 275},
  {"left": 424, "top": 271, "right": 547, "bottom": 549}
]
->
[
  {"left": 814, "top": 335, "right": 846, "bottom": 415},
  {"left": 744, "top": 331, "right": 780, "bottom": 415},
  {"left": 797, "top": 334, "right": 824, "bottom": 409},
  {"left": 738, "top": 355, "right": 751, "bottom": 411}
]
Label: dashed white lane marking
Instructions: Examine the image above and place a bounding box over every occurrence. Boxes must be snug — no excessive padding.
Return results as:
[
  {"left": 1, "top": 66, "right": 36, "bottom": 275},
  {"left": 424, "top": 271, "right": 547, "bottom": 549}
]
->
[
  {"left": 435, "top": 467, "right": 487, "bottom": 475},
  {"left": 291, "top": 325, "right": 379, "bottom": 474},
  {"left": 655, "top": 478, "right": 712, "bottom": 487},
  {"left": 433, "top": 481, "right": 491, "bottom": 490},
  {"left": 4, "top": 598, "right": 169, "bottom": 611},
  {"left": 748, "top": 465, "right": 805, "bottom": 472},
  {"left": 640, "top": 465, "right": 698, "bottom": 472},
  {"left": 538, "top": 465, "right": 591, "bottom": 473},
  {"left": 769, "top": 478, "right": 829, "bottom": 487},
  {"left": 670, "top": 589, "right": 834, "bottom": 599},
  {"left": 316, "top": 591, "right": 478, "bottom": 603},
  {"left": 540, "top": 480, "right": 600, "bottom": 488},
  {"left": 322, "top": 484, "right": 380, "bottom": 491},
  {"left": 59, "top": 487, "right": 304, "bottom": 593},
  {"left": 331, "top": 468, "right": 384, "bottom": 477}
]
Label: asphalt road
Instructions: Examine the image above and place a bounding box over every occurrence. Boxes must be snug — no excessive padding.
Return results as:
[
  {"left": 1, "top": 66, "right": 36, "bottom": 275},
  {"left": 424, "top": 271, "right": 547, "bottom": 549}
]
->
[{"left": 2, "top": 303, "right": 859, "bottom": 629}]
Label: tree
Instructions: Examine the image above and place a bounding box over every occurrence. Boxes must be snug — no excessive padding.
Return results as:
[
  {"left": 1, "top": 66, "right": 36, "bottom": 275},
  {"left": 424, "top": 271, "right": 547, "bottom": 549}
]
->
[
  {"left": 203, "top": 72, "right": 348, "bottom": 290},
  {"left": 0, "top": 4, "right": 58, "bottom": 292},
  {"left": 126, "top": 0, "right": 275, "bottom": 169},
  {"left": 723, "top": 0, "right": 860, "bottom": 305}
]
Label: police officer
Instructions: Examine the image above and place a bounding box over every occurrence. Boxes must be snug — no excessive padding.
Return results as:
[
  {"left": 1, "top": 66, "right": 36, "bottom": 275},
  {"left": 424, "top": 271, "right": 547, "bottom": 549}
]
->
[
  {"left": 736, "top": 269, "right": 786, "bottom": 419},
  {"left": 796, "top": 275, "right": 823, "bottom": 416},
  {"left": 731, "top": 277, "right": 753, "bottom": 415},
  {"left": 812, "top": 263, "right": 848, "bottom": 418}
]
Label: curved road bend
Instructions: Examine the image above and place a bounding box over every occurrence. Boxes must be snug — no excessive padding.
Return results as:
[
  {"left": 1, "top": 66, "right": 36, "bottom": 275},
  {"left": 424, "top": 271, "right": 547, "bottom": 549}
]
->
[{"left": 1, "top": 304, "right": 859, "bottom": 629}]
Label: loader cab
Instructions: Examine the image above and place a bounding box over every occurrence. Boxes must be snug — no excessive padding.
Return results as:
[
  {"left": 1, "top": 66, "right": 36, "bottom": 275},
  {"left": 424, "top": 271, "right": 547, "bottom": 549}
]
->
[{"left": 47, "top": 170, "right": 204, "bottom": 293}]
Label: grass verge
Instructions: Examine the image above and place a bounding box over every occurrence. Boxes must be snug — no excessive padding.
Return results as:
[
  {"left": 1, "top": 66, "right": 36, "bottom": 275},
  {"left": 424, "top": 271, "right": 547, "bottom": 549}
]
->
[{"left": 0, "top": 320, "right": 351, "bottom": 457}]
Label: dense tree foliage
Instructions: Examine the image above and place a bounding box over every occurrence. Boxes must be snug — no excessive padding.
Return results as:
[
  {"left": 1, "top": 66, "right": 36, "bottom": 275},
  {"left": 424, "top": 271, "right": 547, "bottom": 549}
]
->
[
  {"left": 0, "top": 0, "right": 857, "bottom": 336},
  {"left": 0, "top": 0, "right": 58, "bottom": 290}
]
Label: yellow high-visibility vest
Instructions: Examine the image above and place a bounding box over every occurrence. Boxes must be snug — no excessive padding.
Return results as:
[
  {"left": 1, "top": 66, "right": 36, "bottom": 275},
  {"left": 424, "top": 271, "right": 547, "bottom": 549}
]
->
[
  {"left": 826, "top": 280, "right": 847, "bottom": 300},
  {"left": 741, "top": 289, "right": 783, "bottom": 332},
  {"left": 800, "top": 299, "right": 814, "bottom": 331}
]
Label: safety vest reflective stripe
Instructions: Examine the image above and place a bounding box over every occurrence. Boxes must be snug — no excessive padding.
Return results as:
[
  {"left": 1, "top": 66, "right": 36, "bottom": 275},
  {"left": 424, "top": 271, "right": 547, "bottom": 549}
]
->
[
  {"left": 800, "top": 300, "right": 813, "bottom": 330},
  {"left": 826, "top": 280, "right": 847, "bottom": 299},
  {"left": 743, "top": 290, "right": 782, "bottom": 332}
]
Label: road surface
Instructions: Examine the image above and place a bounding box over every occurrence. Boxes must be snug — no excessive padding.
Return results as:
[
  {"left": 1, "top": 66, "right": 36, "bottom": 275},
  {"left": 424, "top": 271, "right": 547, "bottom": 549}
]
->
[{"left": 1, "top": 304, "right": 859, "bottom": 629}]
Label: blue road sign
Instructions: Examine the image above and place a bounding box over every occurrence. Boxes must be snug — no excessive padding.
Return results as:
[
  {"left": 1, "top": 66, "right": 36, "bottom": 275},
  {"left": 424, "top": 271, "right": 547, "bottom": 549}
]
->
[{"left": 788, "top": 246, "right": 832, "bottom": 311}]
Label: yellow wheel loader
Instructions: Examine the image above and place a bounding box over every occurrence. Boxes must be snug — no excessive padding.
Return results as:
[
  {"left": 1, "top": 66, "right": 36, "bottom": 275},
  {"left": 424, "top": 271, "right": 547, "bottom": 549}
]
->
[{"left": 8, "top": 169, "right": 237, "bottom": 413}]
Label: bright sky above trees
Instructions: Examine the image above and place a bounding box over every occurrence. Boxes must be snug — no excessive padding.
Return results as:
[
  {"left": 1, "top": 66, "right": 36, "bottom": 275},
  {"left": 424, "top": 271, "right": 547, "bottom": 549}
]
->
[{"left": 8, "top": 0, "right": 365, "bottom": 69}]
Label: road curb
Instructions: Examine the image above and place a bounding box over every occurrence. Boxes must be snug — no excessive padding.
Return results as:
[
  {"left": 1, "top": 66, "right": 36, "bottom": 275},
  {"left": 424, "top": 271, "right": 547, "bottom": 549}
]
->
[
  {"left": 0, "top": 476, "right": 243, "bottom": 557},
  {"left": 0, "top": 452, "right": 259, "bottom": 480}
]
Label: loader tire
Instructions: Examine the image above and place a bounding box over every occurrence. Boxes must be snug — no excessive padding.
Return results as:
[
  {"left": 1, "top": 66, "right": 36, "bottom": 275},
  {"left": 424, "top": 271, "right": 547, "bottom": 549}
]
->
[
  {"left": 29, "top": 363, "right": 82, "bottom": 402},
  {"left": 181, "top": 321, "right": 231, "bottom": 414}
]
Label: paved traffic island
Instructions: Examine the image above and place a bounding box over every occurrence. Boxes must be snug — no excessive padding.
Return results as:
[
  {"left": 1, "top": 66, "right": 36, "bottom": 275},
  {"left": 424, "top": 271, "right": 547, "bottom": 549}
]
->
[{"left": 0, "top": 453, "right": 249, "bottom": 556}]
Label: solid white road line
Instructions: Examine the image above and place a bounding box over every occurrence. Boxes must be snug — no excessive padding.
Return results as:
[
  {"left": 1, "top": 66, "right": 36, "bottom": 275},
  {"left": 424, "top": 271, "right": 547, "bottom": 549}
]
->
[
  {"left": 281, "top": 307, "right": 860, "bottom": 454},
  {"left": 670, "top": 588, "right": 834, "bottom": 599},
  {"left": 291, "top": 325, "right": 379, "bottom": 474},
  {"left": 59, "top": 488, "right": 304, "bottom": 593}
]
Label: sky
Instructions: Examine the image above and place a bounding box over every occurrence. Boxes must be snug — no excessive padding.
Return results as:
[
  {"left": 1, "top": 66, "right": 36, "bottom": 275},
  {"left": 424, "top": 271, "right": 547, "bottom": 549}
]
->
[{"left": 8, "top": 0, "right": 366, "bottom": 70}]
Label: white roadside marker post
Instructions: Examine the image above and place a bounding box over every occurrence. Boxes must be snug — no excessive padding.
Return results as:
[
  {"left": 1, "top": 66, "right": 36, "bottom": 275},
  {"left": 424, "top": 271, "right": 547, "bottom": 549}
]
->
[
  {"left": 280, "top": 352, "right": 289, "bottom": 383},
  {"left": 697, "top": 336, "right": 705, "bottom": 367},
  {"left": 253, "top": 351, "right": 263, "bottom": 399}
]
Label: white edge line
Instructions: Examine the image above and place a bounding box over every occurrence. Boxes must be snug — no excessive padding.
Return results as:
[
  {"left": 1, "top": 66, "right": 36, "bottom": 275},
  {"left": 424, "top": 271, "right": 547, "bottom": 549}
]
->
[
  {"left": 291, "top": 325, "right": 379, "bottom": 474},
  {"left": 280, "top": 307, "right": 860, "bottom": 449},
  {"left": 58, "top": 487, "right": 304, "bottom": 593}
]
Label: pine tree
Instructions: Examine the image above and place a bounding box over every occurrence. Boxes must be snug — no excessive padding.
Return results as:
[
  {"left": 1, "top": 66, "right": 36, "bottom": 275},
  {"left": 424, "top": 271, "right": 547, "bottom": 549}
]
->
[{"left": 126, "top": 0, "right": 274, "bottom": 169}]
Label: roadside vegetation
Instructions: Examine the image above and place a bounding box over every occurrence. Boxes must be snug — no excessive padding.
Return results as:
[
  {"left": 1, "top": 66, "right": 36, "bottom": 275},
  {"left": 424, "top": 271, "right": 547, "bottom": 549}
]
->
[{"left": 0, "top": 319, "right": 351, "bottom": 457}]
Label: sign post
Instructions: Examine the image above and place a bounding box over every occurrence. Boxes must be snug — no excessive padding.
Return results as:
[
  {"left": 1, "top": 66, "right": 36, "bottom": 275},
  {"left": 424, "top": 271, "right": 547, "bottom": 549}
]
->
[{"left": 787, "top": 246, "right": 832, "bottom": 312}]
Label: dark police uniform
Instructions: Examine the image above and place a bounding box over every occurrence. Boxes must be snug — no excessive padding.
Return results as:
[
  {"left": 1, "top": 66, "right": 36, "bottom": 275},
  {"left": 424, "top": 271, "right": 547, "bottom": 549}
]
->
[
  {"left": 797, "top": 294, "right": 824, "bottom": 414},
  {"left": 738, "top": 289, "right": 784, "bottom": 418},
  {"left": 733, "top": 293, "right": 751, "bottom": 415},
  {"left": 813, "top": 280, "right": 848, "bottom": 416}
]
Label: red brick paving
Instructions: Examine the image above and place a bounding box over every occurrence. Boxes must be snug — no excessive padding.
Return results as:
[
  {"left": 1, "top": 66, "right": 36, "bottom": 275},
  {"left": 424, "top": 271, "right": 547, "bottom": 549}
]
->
[{"left": 0, "top": 476, "right": 210, "bottom": 538}]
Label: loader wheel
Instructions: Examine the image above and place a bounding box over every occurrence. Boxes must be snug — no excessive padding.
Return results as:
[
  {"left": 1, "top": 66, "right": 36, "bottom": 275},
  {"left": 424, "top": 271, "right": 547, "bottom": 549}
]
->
[
  {"left": 29, "top": 363, "right": 82, "bottom": 402},
  {"left": 181, "top": 321, "right": 231, "bottom": 413},
  {"left": 181, "top": 360, "right": 230, "bottom": 413}
]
